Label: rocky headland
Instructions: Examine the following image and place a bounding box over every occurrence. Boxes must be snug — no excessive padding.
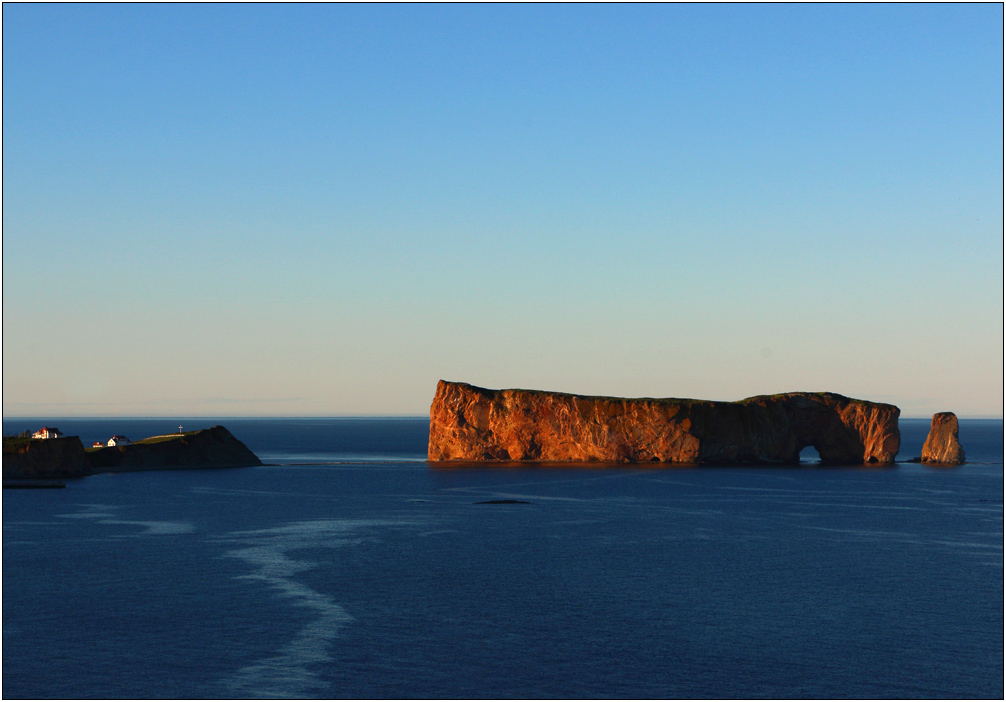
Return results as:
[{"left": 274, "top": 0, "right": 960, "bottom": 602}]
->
[
  {"left": 3, "top": 426, "right": 261, "bottom": 479},
  {"left": 920, "top": 412, "right": 966, "bottom": 465},
  {"left": 428, "top": 381, "right": 901, "bottom": 465},
  {"left": 2, "top": 436, "right": 90, "bottom": 479}
]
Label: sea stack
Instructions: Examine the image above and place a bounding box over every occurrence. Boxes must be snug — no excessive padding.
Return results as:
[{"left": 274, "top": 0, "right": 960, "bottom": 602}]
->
[
  {"left": 920, "top": 412, "right": 966, "bottom": 465},
  {"left": 428, "top": 381, "right": 901, "bottom": 465}
]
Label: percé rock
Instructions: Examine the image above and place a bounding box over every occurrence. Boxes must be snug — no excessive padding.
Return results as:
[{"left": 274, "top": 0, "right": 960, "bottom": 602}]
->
[
  {"left": 2, "top": 436, "right": 90, "bottom": 479},
  {"left": 920, "top": 412, "right": 965, "bottom": 465},
  {"left": 86, "top": 426, "right": 262, "bottom": 472},
  {"left": 428, "top": 381, "right": 901, "bottom": 465}
]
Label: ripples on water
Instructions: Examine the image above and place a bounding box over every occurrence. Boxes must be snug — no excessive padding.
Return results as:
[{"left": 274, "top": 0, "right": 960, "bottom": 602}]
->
[{"left": 3, "top": 418, "right": 1002, "bottom": 698}]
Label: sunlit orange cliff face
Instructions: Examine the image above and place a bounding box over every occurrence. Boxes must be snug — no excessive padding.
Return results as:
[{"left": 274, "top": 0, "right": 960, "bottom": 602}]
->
[
  {"left": 428, "top": 381, "right": 901, "bottom": 465},
  {"left": 921, "top": 412, "right": 965, "bottom": 465}
]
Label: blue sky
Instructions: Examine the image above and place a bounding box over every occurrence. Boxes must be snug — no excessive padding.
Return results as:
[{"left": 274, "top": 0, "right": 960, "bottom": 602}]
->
[{"left": 3, "top": 4, "right": 1002, "bottom": 417}]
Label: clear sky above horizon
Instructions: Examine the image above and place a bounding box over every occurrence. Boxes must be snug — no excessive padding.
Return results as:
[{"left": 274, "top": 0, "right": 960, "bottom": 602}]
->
[{"left": 3, "top": 4, "right": 1003, "bottom": 418}]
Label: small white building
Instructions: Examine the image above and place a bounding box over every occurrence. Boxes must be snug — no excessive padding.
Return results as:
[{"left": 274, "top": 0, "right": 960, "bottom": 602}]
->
[
  {"left": 92, "top": 441, "right": 104, "bottom": 448},
  {"left": 107, "top": 435, "right": 132, "bottom": 447},
  {"left": 32, "top": 427, "right": 64, "bottom": 439}
]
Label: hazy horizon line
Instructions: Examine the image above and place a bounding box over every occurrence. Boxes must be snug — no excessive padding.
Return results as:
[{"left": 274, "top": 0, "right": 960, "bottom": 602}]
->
[{"left": 4, "top": 414, "right": 1003, "bottom": 421}]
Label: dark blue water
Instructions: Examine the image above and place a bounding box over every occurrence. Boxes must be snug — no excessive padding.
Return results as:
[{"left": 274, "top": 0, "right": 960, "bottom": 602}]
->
[{"left": 4, "top": 418, "right": 1002, "bottom": 698}]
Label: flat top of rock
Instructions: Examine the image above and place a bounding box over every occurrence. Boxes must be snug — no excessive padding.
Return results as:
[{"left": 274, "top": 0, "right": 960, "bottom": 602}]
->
[
  {"left": 440, "top": 381, "right": 893, "bottom": 410},
  {"left": 930, "top": 412, "right": 959, "bottom": 425}
]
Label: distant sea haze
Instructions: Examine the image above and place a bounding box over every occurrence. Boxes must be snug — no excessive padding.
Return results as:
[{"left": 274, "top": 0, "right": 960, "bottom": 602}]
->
[{"left": 3, "top": 417, "right": 1002, "bottom": 698}]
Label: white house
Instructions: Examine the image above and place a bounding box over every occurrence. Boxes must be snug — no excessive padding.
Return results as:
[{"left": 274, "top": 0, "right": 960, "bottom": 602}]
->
[
  {"left": 31, "top": 427, "right": 64, "bottom": 439},
  {"left": 107, "top": 435, "right": 131, "bottom": 447}
]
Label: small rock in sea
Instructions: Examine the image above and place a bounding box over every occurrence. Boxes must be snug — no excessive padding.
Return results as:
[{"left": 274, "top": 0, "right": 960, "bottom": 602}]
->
[{"left": 921, "top": 412, "right": 966, "bottom": 465}]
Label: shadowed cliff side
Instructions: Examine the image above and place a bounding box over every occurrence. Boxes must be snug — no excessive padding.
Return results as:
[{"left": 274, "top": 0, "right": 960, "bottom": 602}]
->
[
  {"left": 86, "top": 426, "right": 263, "bottom": 472},
  {"left": 428, "top": 381, "right": 901, "bottom": 465},
  {"left": 3, "top": 436, "right": 90, "bottom": 479}
]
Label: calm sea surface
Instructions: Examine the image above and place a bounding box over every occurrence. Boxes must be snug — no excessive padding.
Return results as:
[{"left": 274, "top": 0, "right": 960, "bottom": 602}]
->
[{"left": 3, "top": 417, "right": 1003, "bottom": 699}]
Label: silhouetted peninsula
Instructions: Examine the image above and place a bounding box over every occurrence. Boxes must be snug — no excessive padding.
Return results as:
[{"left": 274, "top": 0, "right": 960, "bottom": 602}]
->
[{"left": 3, "top": 426, "right": 261, "bottom": 479}]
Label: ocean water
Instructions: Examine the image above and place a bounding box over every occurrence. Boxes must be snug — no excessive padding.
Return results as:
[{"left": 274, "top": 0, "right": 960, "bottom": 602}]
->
[{"left": 3, "top": 417, "right": 1003, "bottom": 699}]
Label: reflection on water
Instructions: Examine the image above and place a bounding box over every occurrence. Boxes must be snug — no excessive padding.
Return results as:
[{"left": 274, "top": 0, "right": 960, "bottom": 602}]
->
[{"left": 258, "top": 452, "right": 427, "bottom": 465}]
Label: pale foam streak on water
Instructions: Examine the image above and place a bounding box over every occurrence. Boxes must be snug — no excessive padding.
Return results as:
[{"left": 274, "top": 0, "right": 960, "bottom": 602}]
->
[
  {"left": 57, "top": 503, "right": 196, "bottom": 535},
  {"left": 213, "top": 519, "right": 416, "bottom": 698}
]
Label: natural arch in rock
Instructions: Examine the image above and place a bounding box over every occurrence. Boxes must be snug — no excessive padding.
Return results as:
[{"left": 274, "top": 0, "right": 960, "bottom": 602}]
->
[{"left": 429, "top": 381, "right": 901, "bottom": 465}]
